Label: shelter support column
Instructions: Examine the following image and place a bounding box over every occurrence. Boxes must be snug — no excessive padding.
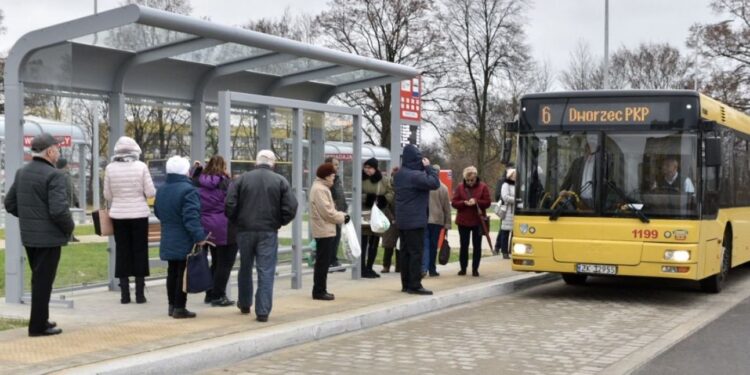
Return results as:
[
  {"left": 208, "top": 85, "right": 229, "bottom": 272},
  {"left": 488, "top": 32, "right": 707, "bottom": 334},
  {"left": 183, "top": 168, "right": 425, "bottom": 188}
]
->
[
  {"left": 4, "top": 81, "right": 25, "bottom": 304},
  {"left": 257, "top": 106, "right": 272, "bottom": 151},
  {"left": 291, "top": 108, "right": 304, "bottom": 289},
  {"left": 351, "top": 114, "right": 362, "bottom": 279},
  {"left": 390, "top": 82, "right": 401, "bottom": 170},
  {"left": 191, "top": 101, "right": 206, "bottom": 164},
  {"left": 107, "top": 92, "right": 125, "bottom": 291},
  {"left": 78, "top": 146, "right": 87, "bottom": 223},
  {"left": 218, "top": 91, "right": 232, "bottom": 173},
  {"left": 92, "top": 104, "right": 101, "bottom": 210}
]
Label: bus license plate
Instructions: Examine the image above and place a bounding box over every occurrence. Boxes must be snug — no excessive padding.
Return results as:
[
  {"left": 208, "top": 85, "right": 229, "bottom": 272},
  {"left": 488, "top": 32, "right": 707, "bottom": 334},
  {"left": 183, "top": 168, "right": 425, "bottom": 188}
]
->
[{"left": 576, "top": 264, "right": 617, "bottom": 275}]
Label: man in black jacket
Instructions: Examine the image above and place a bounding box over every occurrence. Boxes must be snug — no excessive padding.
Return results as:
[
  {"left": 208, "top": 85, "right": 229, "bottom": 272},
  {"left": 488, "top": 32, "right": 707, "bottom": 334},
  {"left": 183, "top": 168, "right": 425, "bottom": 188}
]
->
[
  {"left": 225, "top": 149, "right": 298, "bottom": 322},
  {"left": 4, "top": 133, "right": 75, "bottom": 337},
  {"left": 325, "top": 157, "right": 347, "bottom": 271}
]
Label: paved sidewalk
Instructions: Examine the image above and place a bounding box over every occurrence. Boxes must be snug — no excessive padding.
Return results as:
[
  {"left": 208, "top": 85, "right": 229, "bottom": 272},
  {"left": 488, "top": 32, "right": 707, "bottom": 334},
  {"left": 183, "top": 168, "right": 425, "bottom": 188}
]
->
[{"left": 0, "top": 255, "right": 548, "bottom": 375}]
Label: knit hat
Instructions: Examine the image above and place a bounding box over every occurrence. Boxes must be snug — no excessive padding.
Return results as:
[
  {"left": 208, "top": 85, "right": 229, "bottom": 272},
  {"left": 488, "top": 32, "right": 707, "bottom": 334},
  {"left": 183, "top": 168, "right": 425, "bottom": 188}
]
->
[
  {"left": 316, "top": 163, "right": 336, "bottom": 179},
  {"left": 166, "top": 156, "right": 190, "bottom": 175},
  {"left": 364, "top": 157, "right": 379, "bottom": 169}
]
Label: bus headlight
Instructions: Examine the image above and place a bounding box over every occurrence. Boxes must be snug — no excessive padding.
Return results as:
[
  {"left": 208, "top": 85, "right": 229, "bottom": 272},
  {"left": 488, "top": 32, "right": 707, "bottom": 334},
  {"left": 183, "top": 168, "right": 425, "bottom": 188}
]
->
[
  {"left": 664, "top": 250, "right": 690, "bottom": 262},
  {"left": 513, "top": 243, "right": 533, "bottom": 255}
]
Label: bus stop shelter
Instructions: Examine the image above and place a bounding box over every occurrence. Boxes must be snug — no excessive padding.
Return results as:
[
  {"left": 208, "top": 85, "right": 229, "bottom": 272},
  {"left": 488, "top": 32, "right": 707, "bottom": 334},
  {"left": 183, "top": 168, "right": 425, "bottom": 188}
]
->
[{"left": 3, "top": 4, "right": 418, "bottom": 304}]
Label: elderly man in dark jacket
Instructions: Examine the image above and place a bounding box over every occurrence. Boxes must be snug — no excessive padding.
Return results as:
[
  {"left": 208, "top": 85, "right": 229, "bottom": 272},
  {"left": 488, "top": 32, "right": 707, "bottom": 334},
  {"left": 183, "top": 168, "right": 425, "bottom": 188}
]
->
[
  {"left": 225, "top": 149, "right": 298, "bottom": 322},
  {"left": 393, "top": 144, "right": 440, "bottom": 295},
  {"left": 4, "top": 133, "right": 74, "bottom": 337},
  {"left": 155, "top": 156, "right": 207, "bottom": 319}
]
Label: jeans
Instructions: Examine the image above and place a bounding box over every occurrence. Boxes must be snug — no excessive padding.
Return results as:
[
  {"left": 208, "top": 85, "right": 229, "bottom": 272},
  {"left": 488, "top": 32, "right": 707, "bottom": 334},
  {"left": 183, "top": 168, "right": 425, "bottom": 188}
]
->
[
  {"left": 237, "top": 231, "right": 278, "bottom": 317},
  {"left": 313, "top": 236, "right": 336, "bottom": 295},
  {"left": 399, "top": 228, "right": 425, "bottom": 291},
  {"left": 25, "top": 246, "right": 61, "bottom": 334},
  {"left": 166, "top": 260, "right": 187, "bottom": 308},
  {"left": 458, "top": 225, "right": 482, "bottom": 272},
  {"left": 207, "top": 244, "right": 239, "bottom": 300},
  {"left": 422, "top": 224, "right": 443, "bottom": 273}
]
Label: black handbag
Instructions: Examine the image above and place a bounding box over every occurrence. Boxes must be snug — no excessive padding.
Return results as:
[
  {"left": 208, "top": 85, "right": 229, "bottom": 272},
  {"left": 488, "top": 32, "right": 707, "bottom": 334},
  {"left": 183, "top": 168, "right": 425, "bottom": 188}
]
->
[
  {"left": 183, "top": 244, "right": 214, "bottom": 294},
  {"left": 438, "top": 228, "right": 450, "bottom": 265}
]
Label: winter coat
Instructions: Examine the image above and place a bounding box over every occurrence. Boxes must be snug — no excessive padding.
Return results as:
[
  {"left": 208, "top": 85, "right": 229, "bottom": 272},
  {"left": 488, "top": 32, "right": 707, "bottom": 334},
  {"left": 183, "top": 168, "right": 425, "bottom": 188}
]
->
[
  {"left": 197, "top": 173, "right": 231, "bottom": 245},
  {"left": 104, "top": 160, "right": 155, "bottom": 219},
  {"left": 225, "top": 165, "right": 298, "bottom": 232},
  {"left": 4, "top": 157, "right": 75, "bottom": 247},
  {"left": 428, "top": 183, "right": 452, "bottom": 228},
  {"left": 154, "top": 174, "right": 206, "bottom": 261},
  {"left": 331, "top": 174, "right": 348, "bottom": 212},
  {"left": 309, "top": 178, "right": 346, "bottom": 238},
  {"left": 451, "top": 179, "right": 492, "bottom": 228},
  {"left": 501, "top": 181, "right": 516, "bottom": 231},
  {"left": 362, "top": 172, "right": 394, "bottom": 236},
  {"left": 393, "top": 145, "right": 440, "bottom": 230}
]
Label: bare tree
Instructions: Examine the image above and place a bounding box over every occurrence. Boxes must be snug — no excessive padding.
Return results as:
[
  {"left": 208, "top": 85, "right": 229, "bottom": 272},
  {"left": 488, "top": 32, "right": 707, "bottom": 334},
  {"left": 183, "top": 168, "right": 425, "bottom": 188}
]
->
[
  {"left": 440, "top": 0, "right": 528, "bottom": 176},
  {"left": 317, "top": 0, "right": 449, "bottom": 148},
  {"left": 610, "top": 43, "right": 693, "bottom": 89},
  {"left": 559, "top": 41, "right": 606, "bottom": 90},
  {"left": 688, "top": 0, "right": 750, "bottom": 109}
]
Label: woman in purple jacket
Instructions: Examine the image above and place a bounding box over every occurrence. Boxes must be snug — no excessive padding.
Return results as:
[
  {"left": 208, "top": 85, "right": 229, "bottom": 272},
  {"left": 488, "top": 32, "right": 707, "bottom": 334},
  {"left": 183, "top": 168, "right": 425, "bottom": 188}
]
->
[{"left": 195, "top": 155, "right": 237, "bottom": 307}]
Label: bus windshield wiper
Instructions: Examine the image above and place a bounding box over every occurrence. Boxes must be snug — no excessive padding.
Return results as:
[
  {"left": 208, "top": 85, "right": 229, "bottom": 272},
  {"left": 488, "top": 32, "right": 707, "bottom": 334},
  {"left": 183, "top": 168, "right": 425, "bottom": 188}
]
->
[{"left": 606, "top": 180, "right": 650, "bottom": 223}]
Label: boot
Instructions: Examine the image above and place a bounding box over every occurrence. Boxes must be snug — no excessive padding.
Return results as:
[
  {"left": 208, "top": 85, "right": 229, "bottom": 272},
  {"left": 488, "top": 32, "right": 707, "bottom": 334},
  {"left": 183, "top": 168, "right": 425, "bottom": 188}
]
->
[
  {"left": 172, "top": 307, "right": 196, "bottom": 319},
  {"left": 119, "top": 277, "right": 131, "bottom": 304},
  {"left": 135, "top": 277, "right": 147, "bottom": 304}
]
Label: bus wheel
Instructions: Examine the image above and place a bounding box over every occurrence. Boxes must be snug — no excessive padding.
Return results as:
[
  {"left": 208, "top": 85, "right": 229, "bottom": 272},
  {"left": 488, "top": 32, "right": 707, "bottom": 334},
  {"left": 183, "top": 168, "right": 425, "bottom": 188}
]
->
[
  {"left": 700, "top": 230, "right": 732, "bottom": 293},
  {"left": 562, "top": 273, "right": 588, "bottom": 285}
]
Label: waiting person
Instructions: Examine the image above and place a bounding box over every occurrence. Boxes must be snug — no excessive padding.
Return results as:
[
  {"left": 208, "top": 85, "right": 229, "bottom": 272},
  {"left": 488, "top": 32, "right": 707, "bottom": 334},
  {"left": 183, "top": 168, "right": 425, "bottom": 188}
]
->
[
  {"left": 361, "top": 157, "right": 394, "bottom": 278},
  {"left": 154, "top": 156, "right": 207, "bottom": 319},
  {"left": 381, "top": 167, "right": 400, "bottom": 273},
  {"left": 309, "top": 163, "right": 349, "bottom": 301},
  {"left": 56, "top": 158, "right": 80, "bottom": 243},
  {"left": 393, "top": 144, "right": 440, "bottom": 295},
  {"left": 104, "top": 136, "right": 156, "bottom": 304},
  {"left": 499, "top": 168, "right": 516, "bottom": 259},
  {"left": 4, "top": 133, "right": 74, "bottom": 337},
  {"left": 493, "top": 163, "right": 514, "bottom": 254},
  {"left": 451, "top": 166, "right": 491, "bottom": 277},
  {"left": 651, "top": 157, "right": 694, "bottom": 193},
  {"left": 325, "top": 156, "right": 347, "bottom": 271},
  {"left": 423, "top": 165, "right": 451, "bottom": 277},
  {"left": 225, "top": 150, "right": 298, "bottom": 322},
  {"left": 196, "top": 155, "right": 237, "bottom": 307}
]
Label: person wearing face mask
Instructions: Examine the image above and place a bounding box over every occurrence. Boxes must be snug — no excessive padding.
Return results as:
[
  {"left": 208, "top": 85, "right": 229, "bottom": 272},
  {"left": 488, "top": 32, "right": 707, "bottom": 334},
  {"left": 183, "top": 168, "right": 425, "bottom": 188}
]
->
[
  {"left": 559, "top": 134, "right": 599, "bottom": 209},
  {"left": 451, "top": 166, "right": 491, "bottom": 277},
  {"left": 309, "top": 163, "right": 349, "bottom": 301}
]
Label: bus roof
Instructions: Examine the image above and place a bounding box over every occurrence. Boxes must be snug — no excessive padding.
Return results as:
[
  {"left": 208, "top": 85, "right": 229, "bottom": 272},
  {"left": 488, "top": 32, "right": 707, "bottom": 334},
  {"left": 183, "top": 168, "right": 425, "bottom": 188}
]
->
[{"left": 521, "top": 90, "right": 700, "bottom": 100}]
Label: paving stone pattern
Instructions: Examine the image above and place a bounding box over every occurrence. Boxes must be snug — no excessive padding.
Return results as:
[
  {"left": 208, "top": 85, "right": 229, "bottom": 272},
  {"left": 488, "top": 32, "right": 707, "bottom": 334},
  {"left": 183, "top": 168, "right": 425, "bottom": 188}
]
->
[{"left": 205, "top": 275, "right": 742, "bottom": 375}]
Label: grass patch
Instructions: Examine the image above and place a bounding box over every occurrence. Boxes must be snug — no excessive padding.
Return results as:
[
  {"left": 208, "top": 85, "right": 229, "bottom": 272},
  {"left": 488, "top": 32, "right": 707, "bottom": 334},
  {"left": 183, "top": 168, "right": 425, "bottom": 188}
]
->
[
  {"left": 0, "top": 224, "right": 98, "bottom": 241},
  {"left": 0, "top": 317, "right": 28, "bottom": 331}
]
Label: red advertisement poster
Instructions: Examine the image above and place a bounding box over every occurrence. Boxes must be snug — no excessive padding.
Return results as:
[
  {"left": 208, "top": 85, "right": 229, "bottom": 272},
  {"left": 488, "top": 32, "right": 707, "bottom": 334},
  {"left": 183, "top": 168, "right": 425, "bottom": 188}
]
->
[{"left": 399, "top": 76, "right": 421, "bottom": 121}]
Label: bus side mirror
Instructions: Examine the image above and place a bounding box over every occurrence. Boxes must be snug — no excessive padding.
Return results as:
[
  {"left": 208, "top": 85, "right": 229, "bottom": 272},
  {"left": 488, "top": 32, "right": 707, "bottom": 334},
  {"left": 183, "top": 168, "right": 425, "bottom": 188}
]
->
[{"left": 705, "top": 138, "right": 721, "bottom": 167}]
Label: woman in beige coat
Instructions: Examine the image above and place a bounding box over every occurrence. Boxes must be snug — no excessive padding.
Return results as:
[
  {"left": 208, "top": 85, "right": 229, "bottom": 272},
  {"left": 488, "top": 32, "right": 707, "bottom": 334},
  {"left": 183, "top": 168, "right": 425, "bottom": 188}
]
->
[
  {"left": 104, "top": 136, "right": 156, "bottom": 304},
  {"left": 309, "top": 163, "right": 349, "bottom": 301}
]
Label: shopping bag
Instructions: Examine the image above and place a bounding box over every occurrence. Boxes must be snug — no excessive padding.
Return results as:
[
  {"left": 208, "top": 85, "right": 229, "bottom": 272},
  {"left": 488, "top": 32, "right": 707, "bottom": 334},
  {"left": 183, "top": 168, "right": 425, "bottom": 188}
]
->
[
  {"left": 183, "top": 244, "right": 214, "bottom": 293},
  {"left": 92, "top": 208, "right": 113, "bottom": 236},
  {"left": 438, "top": 228, "right": 450, "bottom": 265},
  {"left": 369, "top": 204, "right": 391, "bottom": 233},
  {"left": 342, "top": 221, "right": 361, "bottom": 260},
  {"left": 493, "top": 201, "right": 507, "bottom": 219}
]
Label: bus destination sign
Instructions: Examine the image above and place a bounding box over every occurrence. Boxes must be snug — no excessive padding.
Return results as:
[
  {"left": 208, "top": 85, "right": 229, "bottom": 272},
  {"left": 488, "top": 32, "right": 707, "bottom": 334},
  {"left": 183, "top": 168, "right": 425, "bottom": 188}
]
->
[{"left": 538, "top": 102, "right": 670, "bottom": 126}]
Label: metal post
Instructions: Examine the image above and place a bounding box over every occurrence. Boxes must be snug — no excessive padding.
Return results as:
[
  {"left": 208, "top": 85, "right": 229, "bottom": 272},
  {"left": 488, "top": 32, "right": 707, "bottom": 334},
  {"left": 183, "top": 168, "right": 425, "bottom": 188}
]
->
[
  {"left": 4, "top": 81, "right": 25, "bottom": 304},
  {"left": 390, "top": 82, "right": 401, "bottom": 170},
  {"left": 92, "top": 104, "right": 101, "bottom": 210},
  {"left": 218, "top": 91, "right": 231, "bottom": 173},
  {"left": 603, "top": 0, "right": 610, "bottom": 90},
  {"left": 291, "top": 108, "right": 304, "bottom": 289},
  {"left": 257, "top": 106, "right": 272, "bottom": 151},
  {"left": 78, "top": 146, "right": 87, "bottom": 223},
  {"left": 191, "top": 101, "right": 206, "bottom": 163},
  {"left": 351, "top": 114, "right": 362, "bottom": 279},
  {"left": 107, "top": 92, "right": 125, "bottom": 291}
]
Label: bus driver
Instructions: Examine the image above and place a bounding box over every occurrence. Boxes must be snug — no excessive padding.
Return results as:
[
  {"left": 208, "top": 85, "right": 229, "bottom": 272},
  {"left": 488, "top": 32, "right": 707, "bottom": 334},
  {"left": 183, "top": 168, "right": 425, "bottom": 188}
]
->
[{"left": 650, "top": 157, "right": 694, "bottom": 194}]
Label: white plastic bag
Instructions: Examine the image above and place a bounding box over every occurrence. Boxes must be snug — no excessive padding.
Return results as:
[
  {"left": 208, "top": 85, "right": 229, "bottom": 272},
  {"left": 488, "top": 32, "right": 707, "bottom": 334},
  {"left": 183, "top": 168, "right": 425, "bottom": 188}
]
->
[
  {"left": 370, "top": 204, "right": 391, "bottom": 233},
  {"left": 342, "top": 221, "right": 362, "bottom": 260},
  {"left": 494, "top": 201, "right": 507, "bottom": 219}
]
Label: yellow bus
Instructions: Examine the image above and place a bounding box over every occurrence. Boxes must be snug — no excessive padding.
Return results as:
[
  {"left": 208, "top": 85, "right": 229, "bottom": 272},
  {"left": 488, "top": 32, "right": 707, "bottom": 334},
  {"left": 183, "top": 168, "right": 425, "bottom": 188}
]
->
[{"left": 510, "top": 90, "right": 748, "bottom": 293}]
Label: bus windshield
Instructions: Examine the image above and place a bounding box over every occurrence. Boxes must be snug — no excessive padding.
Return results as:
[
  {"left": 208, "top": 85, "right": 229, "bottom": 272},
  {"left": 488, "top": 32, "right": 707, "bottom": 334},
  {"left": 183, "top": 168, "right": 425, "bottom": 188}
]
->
[{"left": 518, "top": 131, "right": 699, "bottom": 219}]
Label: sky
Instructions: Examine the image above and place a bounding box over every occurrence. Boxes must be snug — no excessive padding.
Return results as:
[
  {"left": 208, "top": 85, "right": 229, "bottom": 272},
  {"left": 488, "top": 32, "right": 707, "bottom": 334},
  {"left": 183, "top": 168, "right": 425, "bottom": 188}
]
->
[{"left": 0, "top": 0, "right": 726, "bottom": 83}]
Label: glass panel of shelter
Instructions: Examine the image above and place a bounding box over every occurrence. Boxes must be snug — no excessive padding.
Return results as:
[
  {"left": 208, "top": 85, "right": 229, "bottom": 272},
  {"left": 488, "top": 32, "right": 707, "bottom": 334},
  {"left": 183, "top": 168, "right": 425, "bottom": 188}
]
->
[
  {"left": 171, "top": 43, "right": 271, "bottom": 65},
  {"left": 71, "top": 24, "right": 196, "bottom": 52},
  {"left": 249, "top": 57, "right": 335, "bottom": 76}
]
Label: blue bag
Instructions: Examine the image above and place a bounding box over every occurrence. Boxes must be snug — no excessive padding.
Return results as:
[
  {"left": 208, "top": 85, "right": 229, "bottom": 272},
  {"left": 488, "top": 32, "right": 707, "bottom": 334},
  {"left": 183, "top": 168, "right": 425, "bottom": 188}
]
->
[{"left": 183, "top": 244, "right": 214, "bottom": 293}]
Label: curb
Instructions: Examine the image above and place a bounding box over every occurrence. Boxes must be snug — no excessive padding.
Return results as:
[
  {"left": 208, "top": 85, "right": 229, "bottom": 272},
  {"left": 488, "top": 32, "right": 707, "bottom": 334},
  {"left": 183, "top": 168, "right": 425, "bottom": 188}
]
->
[{"left": 59, "top": 272, "right": 559, "bottom": 375}]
